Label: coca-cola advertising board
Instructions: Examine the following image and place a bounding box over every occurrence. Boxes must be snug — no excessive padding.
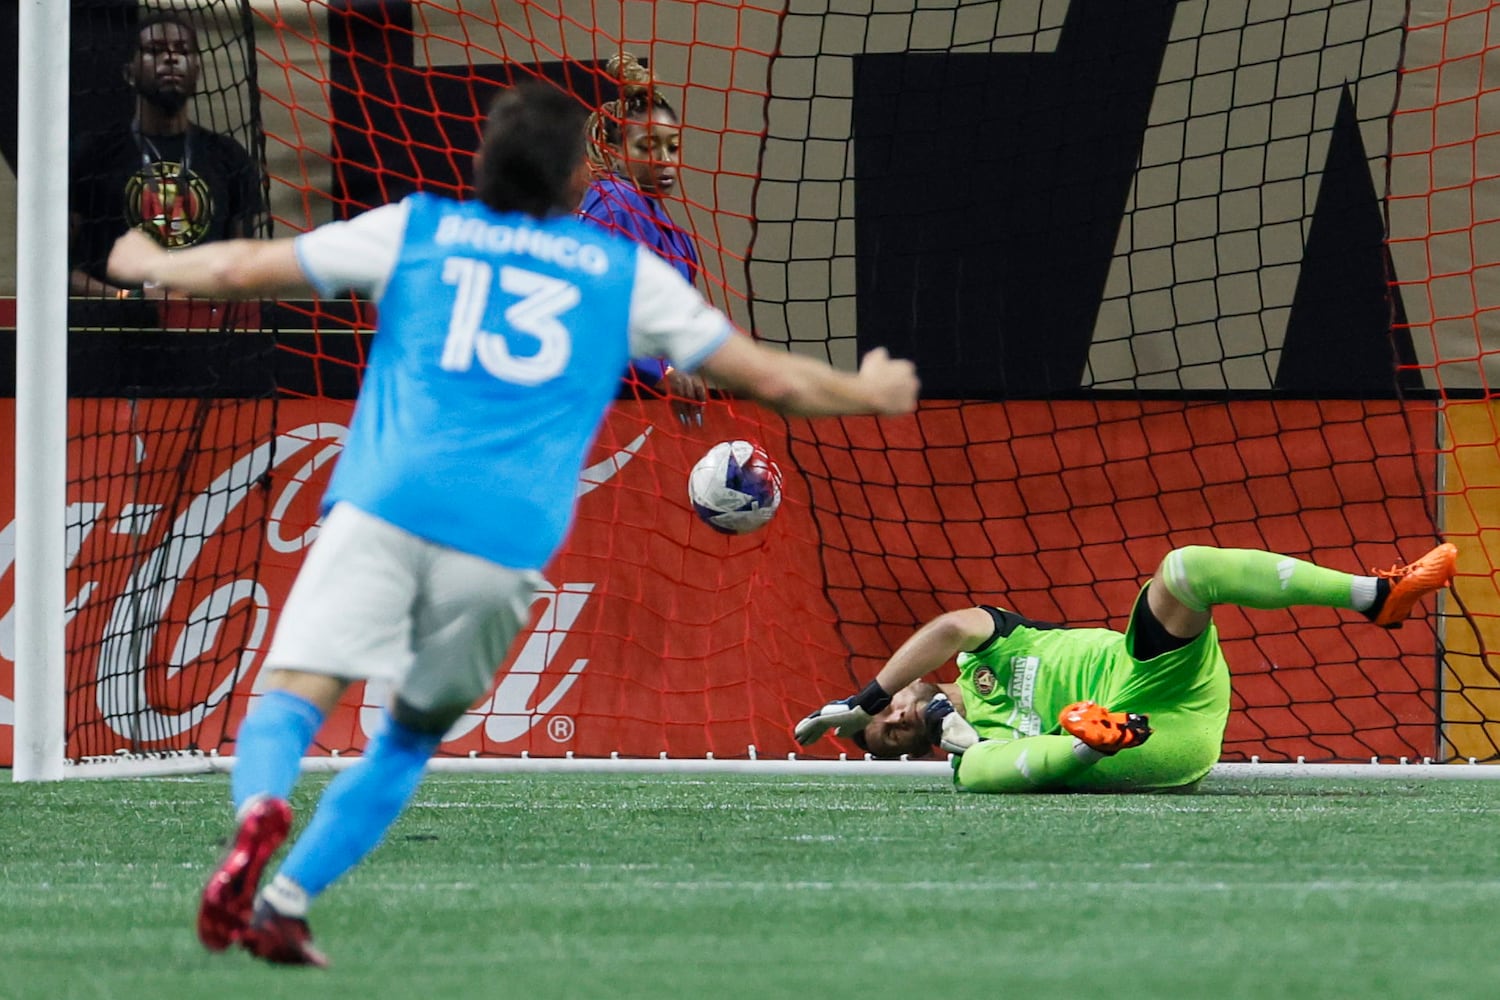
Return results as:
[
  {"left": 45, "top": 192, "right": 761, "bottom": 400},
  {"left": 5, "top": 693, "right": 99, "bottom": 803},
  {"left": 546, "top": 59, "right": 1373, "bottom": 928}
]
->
[
  {"left": 0, "top": 395, "right": 1449, "bottom": 768},
  {"left": 0, "top": 398, "right": 855, "bottom": 767}
]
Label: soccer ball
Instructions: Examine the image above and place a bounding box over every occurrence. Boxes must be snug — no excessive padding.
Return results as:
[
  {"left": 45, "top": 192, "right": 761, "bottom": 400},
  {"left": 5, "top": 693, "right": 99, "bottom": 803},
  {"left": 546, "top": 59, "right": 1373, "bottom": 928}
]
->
[{"left": 687, "top": 440, "right": 783, "bottom": 535}]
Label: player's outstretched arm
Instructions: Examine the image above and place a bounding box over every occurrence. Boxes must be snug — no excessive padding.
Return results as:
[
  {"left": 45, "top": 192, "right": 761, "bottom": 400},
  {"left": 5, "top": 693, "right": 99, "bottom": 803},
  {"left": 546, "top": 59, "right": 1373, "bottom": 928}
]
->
[
  {"left": 107, "top": 229, "right": 315, "bottom": 300},
  {"left": 698, "top": 335, "right": 918, "bottom": 418},
  {"left": 793, "top": 607, "right": 995, "bottom": 746}
]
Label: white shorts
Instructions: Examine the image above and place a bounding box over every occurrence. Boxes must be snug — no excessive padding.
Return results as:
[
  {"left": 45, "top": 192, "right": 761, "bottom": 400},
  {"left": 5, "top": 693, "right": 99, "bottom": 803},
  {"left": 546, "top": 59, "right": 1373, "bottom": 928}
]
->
[{"left": 264, "top": 502, "right": 543, "bottom": 713}]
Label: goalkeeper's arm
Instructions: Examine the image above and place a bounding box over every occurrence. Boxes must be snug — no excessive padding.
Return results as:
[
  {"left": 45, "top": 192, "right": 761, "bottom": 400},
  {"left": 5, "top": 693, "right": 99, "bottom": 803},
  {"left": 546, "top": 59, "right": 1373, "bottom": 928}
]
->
[
  {"left": 794, "top": 607, "right": 998, "bottom": 745},
  {"left": 871, "top": 607, "right": 997, "bottom": 696}
]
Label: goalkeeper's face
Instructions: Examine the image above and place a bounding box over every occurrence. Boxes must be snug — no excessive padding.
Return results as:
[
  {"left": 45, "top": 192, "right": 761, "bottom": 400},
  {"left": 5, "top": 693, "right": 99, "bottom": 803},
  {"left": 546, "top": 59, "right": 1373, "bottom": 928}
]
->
[{"left": 860, "top": 683, "right": 940, "bottom": 758}]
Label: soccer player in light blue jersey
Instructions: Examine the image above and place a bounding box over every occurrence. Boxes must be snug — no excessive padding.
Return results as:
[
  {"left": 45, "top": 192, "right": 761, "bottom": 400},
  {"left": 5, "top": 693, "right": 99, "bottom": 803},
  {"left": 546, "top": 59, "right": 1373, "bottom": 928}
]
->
[
  {"left": 108, "top": 81, "right": 919, "bottom": 968},
  {"left": 795, "top": 542, "right": 1458, "bottom": 793}
]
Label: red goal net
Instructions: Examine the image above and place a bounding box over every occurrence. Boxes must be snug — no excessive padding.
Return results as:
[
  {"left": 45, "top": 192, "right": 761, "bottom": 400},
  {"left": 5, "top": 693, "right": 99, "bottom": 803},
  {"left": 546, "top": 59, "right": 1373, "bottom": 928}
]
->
[{"left": 9, "top": 1, "right": 1497, "bottom": 770}]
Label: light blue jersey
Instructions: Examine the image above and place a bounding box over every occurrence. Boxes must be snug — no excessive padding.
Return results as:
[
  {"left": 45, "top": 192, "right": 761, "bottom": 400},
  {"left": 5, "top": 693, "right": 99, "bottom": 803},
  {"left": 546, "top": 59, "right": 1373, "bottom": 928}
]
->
[{"left": 294, "top": 192, "right": 733, "bottom": 569}]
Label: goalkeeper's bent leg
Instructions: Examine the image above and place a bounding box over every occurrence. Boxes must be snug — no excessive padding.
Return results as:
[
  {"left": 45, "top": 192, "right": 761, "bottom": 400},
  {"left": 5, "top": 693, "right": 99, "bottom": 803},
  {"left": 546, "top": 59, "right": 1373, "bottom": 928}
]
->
[
  {"left": 231, "top": 690, "right": 325, "bottom": 813},
  {"left": 954, "top": 736, "right": 1107, "bottom": 793},
  {"left": 262, "top": 711, "right": 441, "bottom": 914},
  {"left": 1160, "top": 546, "right": 1377, "bottom": 613}
]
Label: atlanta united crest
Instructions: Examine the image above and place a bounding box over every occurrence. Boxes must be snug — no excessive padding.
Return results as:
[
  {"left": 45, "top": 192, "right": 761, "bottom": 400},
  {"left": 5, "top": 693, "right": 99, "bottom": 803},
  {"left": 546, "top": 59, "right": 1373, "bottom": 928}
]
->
[
  {"left": 124, "top": 162, "right": 214, "bottom": 248},
  {"left": 973, "top": 665, "right": 998, "bottom": 697}
]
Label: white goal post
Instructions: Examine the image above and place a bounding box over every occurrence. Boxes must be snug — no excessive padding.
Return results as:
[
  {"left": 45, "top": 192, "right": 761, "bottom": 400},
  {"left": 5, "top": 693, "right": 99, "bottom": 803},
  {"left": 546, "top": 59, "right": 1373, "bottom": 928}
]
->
[{"left": 11, "top": 0, "right": 71, "bottom": 783}]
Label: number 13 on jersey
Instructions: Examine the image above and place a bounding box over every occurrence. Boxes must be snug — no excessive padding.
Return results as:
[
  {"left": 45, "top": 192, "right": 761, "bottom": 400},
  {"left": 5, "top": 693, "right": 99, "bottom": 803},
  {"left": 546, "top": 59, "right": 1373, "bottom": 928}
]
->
[{"left": 440, "top": 256, "right": 581, "bottom": 385}]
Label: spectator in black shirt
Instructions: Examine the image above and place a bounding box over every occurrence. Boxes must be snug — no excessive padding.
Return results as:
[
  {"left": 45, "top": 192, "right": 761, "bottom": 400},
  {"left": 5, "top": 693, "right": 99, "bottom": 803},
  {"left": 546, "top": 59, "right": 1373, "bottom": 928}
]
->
[{"left": 70, "top": 12, "right": 264, "bottom": 298}]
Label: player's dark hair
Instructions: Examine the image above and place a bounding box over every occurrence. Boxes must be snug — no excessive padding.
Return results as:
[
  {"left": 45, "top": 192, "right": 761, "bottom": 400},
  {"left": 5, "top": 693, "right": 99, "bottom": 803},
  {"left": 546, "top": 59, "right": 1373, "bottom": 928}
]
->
[
  {"left": 135, "top": 11, "right": 199, "bottom": 52},
  {"left": 476, "top": 82, "right": 589, "bottom": 218}
]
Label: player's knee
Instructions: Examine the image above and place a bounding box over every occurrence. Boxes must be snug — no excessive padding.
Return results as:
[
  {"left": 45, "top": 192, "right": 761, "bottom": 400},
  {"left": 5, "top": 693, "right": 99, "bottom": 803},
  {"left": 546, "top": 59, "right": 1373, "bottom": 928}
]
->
[
  {"left": 261, "top": 668, "right": 349, "bottom": 714},
  {"left": 391, "top": 696, "right": 467, "bottom": 736},
  {"left": 1157, "top": 545, "right": 1207, "bottom": 577},
  {"left": 1157, "top": 546, "right": 1212, "bottom": 613}
]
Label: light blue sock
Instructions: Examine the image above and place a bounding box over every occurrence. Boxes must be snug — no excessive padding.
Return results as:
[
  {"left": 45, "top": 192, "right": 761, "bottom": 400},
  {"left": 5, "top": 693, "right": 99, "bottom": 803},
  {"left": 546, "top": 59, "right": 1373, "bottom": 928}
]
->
[
  {"left": 275, "top": 712, "right": 440, "bottom": 898},
  {"left": 230, "top": 690, "right": 325, "bottom": 812}
]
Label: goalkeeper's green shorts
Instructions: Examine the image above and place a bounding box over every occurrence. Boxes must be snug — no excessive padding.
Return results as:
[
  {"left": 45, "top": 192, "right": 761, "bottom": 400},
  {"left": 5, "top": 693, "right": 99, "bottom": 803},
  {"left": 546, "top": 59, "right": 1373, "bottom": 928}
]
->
[{"left": 1063, "top": 618, "right": 1232, "bottom": 793}]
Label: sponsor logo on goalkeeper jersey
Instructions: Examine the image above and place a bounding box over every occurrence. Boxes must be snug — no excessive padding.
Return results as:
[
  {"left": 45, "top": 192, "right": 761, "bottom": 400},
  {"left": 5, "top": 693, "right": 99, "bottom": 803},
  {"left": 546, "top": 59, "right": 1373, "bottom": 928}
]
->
[{"left": 1007, "top": 656, "right": 1043, "bottom": 737}]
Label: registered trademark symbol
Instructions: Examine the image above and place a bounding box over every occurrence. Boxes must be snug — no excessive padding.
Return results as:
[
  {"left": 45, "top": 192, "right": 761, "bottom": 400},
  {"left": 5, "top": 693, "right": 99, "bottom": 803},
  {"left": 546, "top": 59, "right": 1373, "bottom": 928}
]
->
[{"left": 546, "top": 715, "right": 575, "bottom": 742}]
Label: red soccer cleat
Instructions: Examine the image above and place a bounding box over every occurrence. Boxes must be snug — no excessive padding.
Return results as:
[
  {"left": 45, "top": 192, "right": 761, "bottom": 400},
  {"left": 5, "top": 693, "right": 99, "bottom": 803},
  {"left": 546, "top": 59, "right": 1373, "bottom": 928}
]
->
[
  {"left": 241, "top": 899, "right": 330, "bottom": 968},
  {"left": 1370, "top": 542, "right": 1459, "bottom": 629},
  {"left": 197, "top": 797, "right": 292, "bottom": 952},
  {"left": 1060, "top": 700, "right": 1152, "bottom": 755}
]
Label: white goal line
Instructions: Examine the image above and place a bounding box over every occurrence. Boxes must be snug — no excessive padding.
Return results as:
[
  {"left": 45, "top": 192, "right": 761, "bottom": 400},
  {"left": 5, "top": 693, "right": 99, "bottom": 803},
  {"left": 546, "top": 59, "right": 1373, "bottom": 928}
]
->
[{"left": 52, "top": 752, "right": 1500, "bottom": 781}]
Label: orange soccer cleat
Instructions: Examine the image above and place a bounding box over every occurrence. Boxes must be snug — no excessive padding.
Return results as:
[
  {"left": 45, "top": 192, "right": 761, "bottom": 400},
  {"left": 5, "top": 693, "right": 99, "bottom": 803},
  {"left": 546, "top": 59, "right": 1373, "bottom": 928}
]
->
[
  {"left": 1060, "top": 701, "right": 1152, "bottom": 755},
  {"left": 1370, "top": 542, "right": 1459, "bottom": 629}
]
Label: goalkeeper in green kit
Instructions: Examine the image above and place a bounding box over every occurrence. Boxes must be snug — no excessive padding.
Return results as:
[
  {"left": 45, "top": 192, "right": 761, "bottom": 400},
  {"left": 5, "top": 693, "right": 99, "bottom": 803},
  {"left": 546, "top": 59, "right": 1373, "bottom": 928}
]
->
[{"left": 794, "top": 543, "right": 1459, "bottom": 792}]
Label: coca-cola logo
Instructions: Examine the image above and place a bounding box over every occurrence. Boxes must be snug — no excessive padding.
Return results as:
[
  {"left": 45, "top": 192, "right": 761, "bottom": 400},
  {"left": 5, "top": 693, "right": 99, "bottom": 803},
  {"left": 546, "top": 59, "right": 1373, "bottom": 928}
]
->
[
  {"left": 360, "top": 581, "right": 593, "bottom": 745},
  {"left": 0, "top": 413, "right": 654, "bottom": 752},
  {"left": 89, "top": 423, "right": 344, "bottom": 740}
]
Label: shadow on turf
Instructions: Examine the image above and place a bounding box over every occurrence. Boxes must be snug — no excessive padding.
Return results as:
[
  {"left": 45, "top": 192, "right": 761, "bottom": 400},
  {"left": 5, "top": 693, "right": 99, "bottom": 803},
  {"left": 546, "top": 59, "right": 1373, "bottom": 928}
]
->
[
  {"left": 883, "top": 783, "right": 1432, "bottom": 799},
  {"left": 1191, "top": 783, "right": 1431, "bottom": 798}
]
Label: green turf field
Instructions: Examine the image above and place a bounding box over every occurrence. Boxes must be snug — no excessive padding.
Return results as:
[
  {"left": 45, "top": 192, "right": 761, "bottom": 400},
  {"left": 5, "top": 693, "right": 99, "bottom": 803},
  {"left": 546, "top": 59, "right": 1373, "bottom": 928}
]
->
[{"left": 3, "top": 772, "right": 1499, "bottom": 1000}]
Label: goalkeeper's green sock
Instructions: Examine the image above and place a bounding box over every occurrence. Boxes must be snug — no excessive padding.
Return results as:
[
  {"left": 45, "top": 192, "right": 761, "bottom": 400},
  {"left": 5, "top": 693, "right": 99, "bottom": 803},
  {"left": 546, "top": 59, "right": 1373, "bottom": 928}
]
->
[
  {"left": 1160, "top": 545, "right": 1378, "bottom": 613},
  {"left": 953, "top": 736, "right": 1106, "bottom": 793}
]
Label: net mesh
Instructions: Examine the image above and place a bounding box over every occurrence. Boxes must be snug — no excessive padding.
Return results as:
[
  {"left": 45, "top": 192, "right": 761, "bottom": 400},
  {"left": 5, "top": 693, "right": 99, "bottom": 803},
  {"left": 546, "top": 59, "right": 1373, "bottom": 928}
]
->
[
  {"left": 62, "top": 0, "right": 278, "bottom": 761},
  {"left": 49, "top": 0, "right": 1500, "bottom": 768}
]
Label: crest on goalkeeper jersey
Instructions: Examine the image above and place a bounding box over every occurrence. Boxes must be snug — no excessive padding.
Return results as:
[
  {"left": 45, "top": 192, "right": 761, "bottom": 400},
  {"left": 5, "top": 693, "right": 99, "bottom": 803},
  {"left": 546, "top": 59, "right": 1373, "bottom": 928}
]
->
[{"left": 687, "top": 440, "right": 782, "bottom": 535}]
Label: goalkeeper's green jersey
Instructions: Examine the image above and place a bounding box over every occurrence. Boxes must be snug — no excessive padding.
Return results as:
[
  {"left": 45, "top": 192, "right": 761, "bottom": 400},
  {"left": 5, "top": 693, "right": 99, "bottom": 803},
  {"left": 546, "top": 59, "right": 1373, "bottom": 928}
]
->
[
  {"left": 956, "top": 611, "right": 1121, "bottom": 742},
  {"left": 955, "top": 606, "right": 1229, "bottom": 743}
]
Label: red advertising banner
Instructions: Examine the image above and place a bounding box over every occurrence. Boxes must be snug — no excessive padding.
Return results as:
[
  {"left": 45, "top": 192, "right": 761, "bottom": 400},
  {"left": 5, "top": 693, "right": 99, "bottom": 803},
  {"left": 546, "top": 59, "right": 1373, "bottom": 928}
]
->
[
  {"left": 0, "top": 398, "right": 853, "bottom": 767},
  {"left": 0, "top": 397, "right": 1445, "bottom": 767}
]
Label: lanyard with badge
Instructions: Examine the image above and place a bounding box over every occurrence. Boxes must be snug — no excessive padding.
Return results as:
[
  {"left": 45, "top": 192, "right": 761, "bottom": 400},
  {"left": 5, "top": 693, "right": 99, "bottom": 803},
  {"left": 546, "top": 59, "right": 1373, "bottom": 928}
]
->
[{"left": 132, "top": 119, "right": 195, "bottom": 242}]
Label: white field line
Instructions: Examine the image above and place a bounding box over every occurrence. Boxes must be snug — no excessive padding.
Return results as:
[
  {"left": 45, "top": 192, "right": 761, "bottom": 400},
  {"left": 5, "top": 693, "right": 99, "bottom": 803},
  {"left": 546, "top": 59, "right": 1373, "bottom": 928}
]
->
[
  {"left": 57, "top": 756, "right": 1500, "bottom": 780},
  {"left": 339, "top": 877, "right": 1500, "bottom": 895}
]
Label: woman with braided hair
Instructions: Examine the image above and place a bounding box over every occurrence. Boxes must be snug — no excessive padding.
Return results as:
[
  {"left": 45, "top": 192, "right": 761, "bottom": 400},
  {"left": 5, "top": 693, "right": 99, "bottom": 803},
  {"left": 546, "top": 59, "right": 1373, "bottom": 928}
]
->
[{"left": 582, "top": 52, "right": 708, "bottom": 425}]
